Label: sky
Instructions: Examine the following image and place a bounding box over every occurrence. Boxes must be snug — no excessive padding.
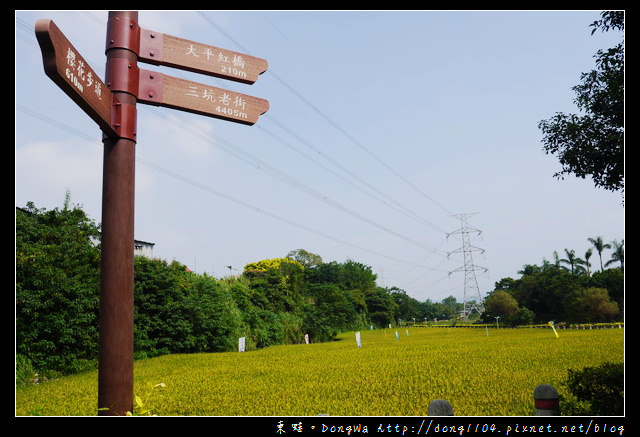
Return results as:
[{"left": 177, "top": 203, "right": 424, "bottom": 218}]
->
[{"left": 15, "top": 10, "right": 624, "bottom": 305}]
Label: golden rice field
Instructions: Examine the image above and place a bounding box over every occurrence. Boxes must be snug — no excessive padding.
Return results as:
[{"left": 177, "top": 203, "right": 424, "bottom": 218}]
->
[{"left": 15, "top": 326, "right": 623, "bottom": 416}]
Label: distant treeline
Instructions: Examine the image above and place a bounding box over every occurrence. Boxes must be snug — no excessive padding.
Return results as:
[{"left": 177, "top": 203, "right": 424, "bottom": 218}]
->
[
  {"left": 482, "top": 244, "right": 623, "bottom": 327},
  {"left": 15, "top": 199, "right": 455, "bottom": 376},
  {"left": 16, "top": 198, "right": 623, "bottom": 377}
]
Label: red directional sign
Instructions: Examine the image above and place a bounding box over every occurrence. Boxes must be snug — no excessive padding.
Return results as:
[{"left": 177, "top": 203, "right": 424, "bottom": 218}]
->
[
  {"left": 138, "top": 69, "right": 269, "bottom": 125},
  {"left": 138, "top": 29, "right": 268, "bottom": 85},
  {"left": 34, "top": 19, "right": 117, "bottom": 137}
]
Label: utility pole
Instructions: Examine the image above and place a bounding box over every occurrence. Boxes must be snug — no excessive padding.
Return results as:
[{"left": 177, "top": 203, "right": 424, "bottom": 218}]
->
[{"left": 447, "top": 213, "right": 487, "bottom": 319}]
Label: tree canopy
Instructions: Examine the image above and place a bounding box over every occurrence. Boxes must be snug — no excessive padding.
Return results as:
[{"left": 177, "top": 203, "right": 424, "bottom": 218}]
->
[{"left": 538, "top": 11, "right": 624, "bottom": 196}]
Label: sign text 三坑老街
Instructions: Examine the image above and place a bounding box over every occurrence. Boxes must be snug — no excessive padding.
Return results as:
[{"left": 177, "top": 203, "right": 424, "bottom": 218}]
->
[{"left": 138, "top": 70, "right": 269, "bottom": 125}]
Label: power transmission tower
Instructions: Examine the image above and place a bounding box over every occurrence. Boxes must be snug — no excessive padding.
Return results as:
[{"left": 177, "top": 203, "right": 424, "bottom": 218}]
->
[{"left": 447, "top": 213, "right": 487, "bottom": 318}]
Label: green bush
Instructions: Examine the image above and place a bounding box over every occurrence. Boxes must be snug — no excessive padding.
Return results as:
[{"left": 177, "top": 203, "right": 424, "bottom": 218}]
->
[
  {"left": 562, "top": 361, "right": 624, "bottom": 415},
  {"left": 16, "top": 200, "right": 101, "bottom": 375},
  {"left": 16, "top": 355, "right": 36, "bottom": 387},
  {"left": 134, "top": 258, "right": 247, "bottom": 355}
]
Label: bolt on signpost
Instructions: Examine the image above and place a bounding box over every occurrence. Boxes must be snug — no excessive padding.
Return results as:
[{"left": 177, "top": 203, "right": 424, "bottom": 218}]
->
[{"left": 35, "top": 11, "right": 268, "bottom": 415}]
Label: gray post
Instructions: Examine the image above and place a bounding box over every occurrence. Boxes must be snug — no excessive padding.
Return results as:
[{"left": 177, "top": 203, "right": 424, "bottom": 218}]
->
[
  {"left": 428, "top": 399, "right": 454, "bottom": 416},
  {"left": 534, "top": 384, "right": 559, "bottom": 416}
]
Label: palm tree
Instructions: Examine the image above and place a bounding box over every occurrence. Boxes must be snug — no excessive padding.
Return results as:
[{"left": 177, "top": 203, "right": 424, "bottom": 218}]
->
[
  {"left": 588, "top": 236, "right": 611, "bottom": 272},
  {"left": 605, "top": 239, "right": 624, "bottom": 271},
  {"left": 541, "top": 251, "right": 561, "bottom": 271},
  {"left": 559, "top": 249, "right": 584, "bottom": 275},
  {"left": 552, "top": 250, "right": 561, "bottom": 267},
  {"left": 583, "top": 248, "right": 593, "bottom": 277},
  {"left": 518, "top": 264, "right": 542, "bottom": 276}
]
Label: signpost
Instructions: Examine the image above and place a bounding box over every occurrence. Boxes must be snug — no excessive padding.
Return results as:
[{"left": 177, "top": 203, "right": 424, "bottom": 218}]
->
[
  {"left": 34, "top": 11, "right": 269, "bottom": 416},
  {"left": 137, "top": 70, "right": 269, "bottom": 125},
  {"left": 138, "top": 29, "right": 268, "bottom": 84},
  {"left": 34, "top": 19, "right": 117, "bottom": 137}
]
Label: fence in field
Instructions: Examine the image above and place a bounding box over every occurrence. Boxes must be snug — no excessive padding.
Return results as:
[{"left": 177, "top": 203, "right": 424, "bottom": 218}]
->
[{"left": 428, "top": 384, "right": 560, "bottom": 416}]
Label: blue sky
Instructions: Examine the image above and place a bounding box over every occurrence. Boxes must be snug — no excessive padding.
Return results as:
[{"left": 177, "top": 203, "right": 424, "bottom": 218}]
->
[{"left": 15, "top": 10, "right": 624, "bottom": 304}]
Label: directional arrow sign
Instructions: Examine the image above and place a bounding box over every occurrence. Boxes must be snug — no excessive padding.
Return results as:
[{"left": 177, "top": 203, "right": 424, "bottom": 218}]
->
[
  {"left": 138, "top": 69, "right": 269, "bottom": 125},
  {"left": 138, "top": 29, "right": 268, "bottom": 85},
  {"left": 34, "top": 19, "right": 117, "bottom": 137}
]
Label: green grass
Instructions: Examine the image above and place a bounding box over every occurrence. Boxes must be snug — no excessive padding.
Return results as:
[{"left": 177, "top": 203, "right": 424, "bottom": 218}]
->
[{"left": 15, "top": 326, "right": 624, "bottom": 416}]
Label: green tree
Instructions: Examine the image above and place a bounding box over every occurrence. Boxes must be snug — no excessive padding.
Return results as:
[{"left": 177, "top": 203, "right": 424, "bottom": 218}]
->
[
  {"left": 243, "top": 258, "right": 305, "bottom": 313},
  {"left": 514, "top": 266, "right": 581, "bottom": 323},
  {"left": 551, "top": 250, "right": 561, "bottom": 268},
  {"left": 133, "top": 257, "right": 183, "bottom": 357},
  {"left": 605, "top": 239, "right": 624, "bottom": 271},
  {"left": 518, "top": 264, "right": 542, "bottom": 276},
  {"left": 484, "top": 290, "right": 519, "bottom": 319},
  {"left": 339, "top": 260, "right": 377, "bottom": 295},
  {"left": 510, "top": 306, "right": 535, "bottom": 326},
  {"left": 441, "top": 295, "right": 460, "bottom": 315},
  {"left": 16, "top": 197, "right": 101, "bottom": 375},
  {"left": 418, "top": 299, "right": 439, "bottom": 321},
  {"left": 390, "top": 287, "right": 422, "bottom": 324},
  {"left": 308, "top": 260, "right": 342, "bottom": 285},
  {"left": 492, "top": 277, "right": 517, "bottom": 292},
  {"left": 365, "top": 287, "right": 398, "bottom": 327},
  {"left": 583, "top": 248, "right": 593, "bottom": 277},
  {"left": 286, "top": 248, "right": 323, "bottom": 269},
  {"left": 181, "top": 274, "right": 246, "bottom": 353},
  {"left": 587, "top": 268, "right": 623, "bottom": 311},
  {"left": 588, "top": 236, "right": 611, "bottom": 272},
  {"left": 564, "top": 287, "right": 619, "bottom": 323},
  {"left": 419, "top": 296, "right": 459, "bottom": 321},
  {"left": 538, "top": 11, "right": 624, "bottom": 195},
  {"left": 559, "top": 249, "right": 584, "bottom": 275},
  {"left": 303, "top": 283, "right": 357, "bottom": 340}
]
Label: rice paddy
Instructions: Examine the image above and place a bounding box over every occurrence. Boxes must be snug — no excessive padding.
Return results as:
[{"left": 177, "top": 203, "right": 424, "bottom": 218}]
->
[{"left": 15, "top": 326, "right": 623, "bottom": 416}]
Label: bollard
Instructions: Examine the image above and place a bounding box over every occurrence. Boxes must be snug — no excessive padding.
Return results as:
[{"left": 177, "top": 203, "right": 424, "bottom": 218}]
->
[
  {"left": 428, "top": 399, "right": 454, "bottom": 416},
  {"left": 534, "top": 384, "right": 559, "bottom": 416}
]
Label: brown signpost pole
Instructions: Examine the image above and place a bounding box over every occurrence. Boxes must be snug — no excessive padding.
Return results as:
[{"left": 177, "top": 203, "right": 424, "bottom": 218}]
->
[
  {"left": 35, "top": 10, "right": 268, "bottom": 416},
  {"left": 98, "top": 10, "right": 139, "bottom": 416}
]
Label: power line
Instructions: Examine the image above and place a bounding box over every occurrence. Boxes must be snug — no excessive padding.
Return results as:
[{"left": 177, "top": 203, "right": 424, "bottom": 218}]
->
[
  {"left": 17, "top": 14, "right": 454, "bottom": 254},
  {"left": 196, "top": 11, "right": 455, "bottom": 216},
  {"left": 262, "top": 116, "right": 449, "bottom": 234},
  {"left": 17, "top": 13, "right": 462, "bottom": 298},
  {"left": 159, "top": 110, "right": 444, "bottom": 254},
  {"left": 16, "top": 104, "right": 444, "bottom": 272},
  {"left": 194, "top": 11, "right": 451, "bottom": 236}
]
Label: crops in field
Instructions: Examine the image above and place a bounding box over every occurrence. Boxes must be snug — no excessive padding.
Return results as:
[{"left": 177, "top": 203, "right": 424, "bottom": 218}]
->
[{"left": 15, "top": 326, "right": 623, "bottom": 416}]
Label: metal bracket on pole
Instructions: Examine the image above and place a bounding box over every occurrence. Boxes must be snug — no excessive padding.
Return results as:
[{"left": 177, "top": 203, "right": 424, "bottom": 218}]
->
[
  {"left": 105, "top": 16, "right": 140, "bottom": 142},
  {"left": 106, "top": 57, "right": 139, "bottom": 96},
  {"left": 137, "top": 69, "right": 163, "bottom": 105},
  {"left": 139, "top": 28, "right": 164, "bottom": 64},
  {"left": 106, "top": 58, "right": 138, "bottom": 141},
  {"left": 110, "top": 97, "right": 137, "bottom": 141},
  {"left": 106, "top": 15, "right": 140, "bottom": 54}
]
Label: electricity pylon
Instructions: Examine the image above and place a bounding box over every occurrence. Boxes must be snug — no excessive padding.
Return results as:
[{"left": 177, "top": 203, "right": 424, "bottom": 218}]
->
[{"left": 447, "top": 213, "right": 487, "bottom": 318}]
